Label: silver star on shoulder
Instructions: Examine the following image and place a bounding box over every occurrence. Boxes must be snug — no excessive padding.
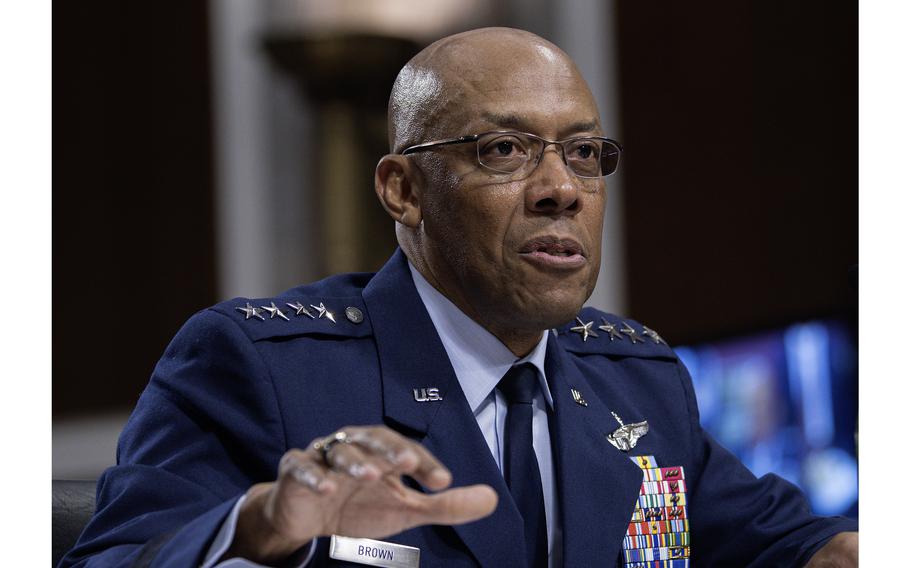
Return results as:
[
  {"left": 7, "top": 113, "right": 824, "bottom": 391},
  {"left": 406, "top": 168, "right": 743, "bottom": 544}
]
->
[
  {"left": 620, "top": 321, "right": 645, "bottom": 344},
  {"left": 235, "top": 302, "right": 265, "bottom": 321},
  {"left": 260, "top": 301, "right": 290, "bottom": 321},
  {"left": 570, "top": 317, "right": 599, "bottom": 342},
  {"left": 598, "top": 318, "right": 624, "bottom": 341},
  {"left": 642, "top": 325, "right": 665, "bottom": 345},
  {"left": 286, "top": 301, "right": 315, "bottom": 318},
  {"left": 310, "top": 302, "right": 337, "bottom": 324}
]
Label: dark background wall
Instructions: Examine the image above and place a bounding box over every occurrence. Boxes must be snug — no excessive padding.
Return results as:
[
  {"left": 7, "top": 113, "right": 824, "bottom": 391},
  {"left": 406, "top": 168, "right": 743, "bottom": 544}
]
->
[
  {"left": 53, "top": 1, "right": 856, "bottom": 416},
  {"left": 615, "top": 2, "right": 857, "bottom": 344},
  {"left": 53, "top": 3, "right": 216, "bottom": 416}
]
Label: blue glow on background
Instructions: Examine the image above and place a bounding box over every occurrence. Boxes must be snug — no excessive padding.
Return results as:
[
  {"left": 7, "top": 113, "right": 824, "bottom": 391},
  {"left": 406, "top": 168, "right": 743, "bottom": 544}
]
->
[{"left": 679, "top": 320, "right": 858, "bottom": 518}]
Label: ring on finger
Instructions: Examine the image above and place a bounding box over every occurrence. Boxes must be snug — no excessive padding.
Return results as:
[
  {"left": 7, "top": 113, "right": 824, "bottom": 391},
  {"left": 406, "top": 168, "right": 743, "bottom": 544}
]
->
[{"left": 313, "top": 430, "right": 352, "bottom": 465}]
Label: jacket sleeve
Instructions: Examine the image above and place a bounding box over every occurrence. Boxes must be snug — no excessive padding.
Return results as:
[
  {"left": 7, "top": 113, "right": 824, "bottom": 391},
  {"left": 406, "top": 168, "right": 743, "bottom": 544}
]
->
[
  {"left": 675, "top": 360, "right": 857, "bottom": 567},
  {"left": 60, "top": 308, "right": 290, "bottom": 567}
]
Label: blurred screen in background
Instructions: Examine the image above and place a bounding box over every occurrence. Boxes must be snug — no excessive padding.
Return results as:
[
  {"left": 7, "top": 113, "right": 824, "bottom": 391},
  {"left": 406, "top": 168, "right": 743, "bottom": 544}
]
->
[{"left": 677, "top": 320, "right": 858, "bottom": 518}]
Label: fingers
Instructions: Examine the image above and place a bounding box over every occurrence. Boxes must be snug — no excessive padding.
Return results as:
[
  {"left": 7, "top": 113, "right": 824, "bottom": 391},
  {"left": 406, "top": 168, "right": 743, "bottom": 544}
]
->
[
  {"left": 278, "top": 450, "right": 336, "bottom": 494},
  {"left": 280, "top": 426, "right": 454, "bottom": 498},
  {"left": 323, "top": 441, "right": 382, "bottom": 481},
  {"left": 397, "top": 440, "right": 452, "bottom": 491},
  {"left": 345, "top": 427, "right": 452, "bottom": 490},
  {"left": 272, "top": 429, "right": 497, "bottom": 541},
  {"left": 411, "top": 484, "right": 499, "bottom": 527}
]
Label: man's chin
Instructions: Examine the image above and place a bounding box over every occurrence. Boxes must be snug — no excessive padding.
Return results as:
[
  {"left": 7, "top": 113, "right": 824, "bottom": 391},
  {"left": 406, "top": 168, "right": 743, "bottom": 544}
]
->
[
  {"left": 517, "top": 269, "right": 597, "bottom": 323},
  {"left": 541, "top": 307, "right": 585, "bottom": 331},
  {"left": 515, "top": 297, "right": 588, "bottom": 332}
]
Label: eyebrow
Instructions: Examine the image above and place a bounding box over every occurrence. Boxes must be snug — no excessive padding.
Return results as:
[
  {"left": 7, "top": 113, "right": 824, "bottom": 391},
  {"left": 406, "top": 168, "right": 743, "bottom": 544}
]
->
[
  {"left": 481, "top": 112, "right": 524, "bottom": 129},
  {"left": 480, "top": 112, "right": 601, "bottom": 137}
]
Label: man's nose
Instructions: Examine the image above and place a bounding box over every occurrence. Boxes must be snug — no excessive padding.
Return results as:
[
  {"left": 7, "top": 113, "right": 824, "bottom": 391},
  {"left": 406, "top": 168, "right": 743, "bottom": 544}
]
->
[{"left": 525, "top": 147, "right": 581, "bottom": 216}]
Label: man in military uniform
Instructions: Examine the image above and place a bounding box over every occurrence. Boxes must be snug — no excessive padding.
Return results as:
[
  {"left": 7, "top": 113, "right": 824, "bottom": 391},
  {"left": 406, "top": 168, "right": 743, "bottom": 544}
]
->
[{"left": 62, "top": 28, "right": 858, "bottom": 567}]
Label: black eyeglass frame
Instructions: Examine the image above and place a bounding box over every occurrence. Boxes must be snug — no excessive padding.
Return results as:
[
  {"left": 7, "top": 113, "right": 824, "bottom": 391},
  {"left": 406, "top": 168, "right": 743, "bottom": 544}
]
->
[{"left": 400, "top": 130, "right": 623, "bottom": 178}]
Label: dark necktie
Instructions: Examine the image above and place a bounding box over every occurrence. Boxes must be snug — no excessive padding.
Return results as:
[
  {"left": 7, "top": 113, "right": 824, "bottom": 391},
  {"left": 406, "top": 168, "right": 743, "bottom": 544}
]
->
[{"left": 497, "top": 362, "right": 548, "bottom": 568}]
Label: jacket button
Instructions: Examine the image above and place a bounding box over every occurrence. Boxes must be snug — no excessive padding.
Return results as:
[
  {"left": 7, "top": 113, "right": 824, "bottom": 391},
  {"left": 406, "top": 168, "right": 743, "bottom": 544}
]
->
[{"left": 345, "top": 306, "right": 364, "bottom": 324}]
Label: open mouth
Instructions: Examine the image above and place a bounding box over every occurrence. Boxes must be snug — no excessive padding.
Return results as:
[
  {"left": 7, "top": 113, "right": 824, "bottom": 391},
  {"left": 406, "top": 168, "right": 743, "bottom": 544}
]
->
[{"left": 518, "top": 236, "right": 587, "bottom": 268}]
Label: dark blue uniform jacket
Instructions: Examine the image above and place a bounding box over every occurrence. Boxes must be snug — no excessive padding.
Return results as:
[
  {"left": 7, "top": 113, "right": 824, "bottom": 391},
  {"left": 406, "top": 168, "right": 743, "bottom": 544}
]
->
[{"left": 61, "top": 250, "right": 857, "bottom": 567}]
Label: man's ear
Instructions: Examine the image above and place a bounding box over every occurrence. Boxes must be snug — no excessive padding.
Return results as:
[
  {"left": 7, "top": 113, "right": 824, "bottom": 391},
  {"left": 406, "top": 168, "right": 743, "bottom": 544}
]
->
[{"left": 374, "top": 154, "right": 422, "bottom": 228}]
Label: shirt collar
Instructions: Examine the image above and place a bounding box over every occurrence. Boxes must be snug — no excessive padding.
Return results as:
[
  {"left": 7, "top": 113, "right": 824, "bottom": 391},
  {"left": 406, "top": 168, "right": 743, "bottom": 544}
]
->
[{"left": 408, "top": 261, "right": 553, "bottom": 413}]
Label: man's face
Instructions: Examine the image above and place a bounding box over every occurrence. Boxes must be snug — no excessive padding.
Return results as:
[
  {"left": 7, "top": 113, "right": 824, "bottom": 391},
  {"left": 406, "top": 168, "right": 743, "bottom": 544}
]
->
[{"left": 414, "top": 44, "right": 607, "bottom": 342}]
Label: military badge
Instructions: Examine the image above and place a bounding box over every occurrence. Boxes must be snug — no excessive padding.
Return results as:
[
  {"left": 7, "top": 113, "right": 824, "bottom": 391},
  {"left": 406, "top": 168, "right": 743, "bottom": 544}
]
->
[
  {"left": 607, "top": 411, "right": 649, "bottom": 451},
  {"left": 623, "top": 456, "right": 690, "bottom": 567}
]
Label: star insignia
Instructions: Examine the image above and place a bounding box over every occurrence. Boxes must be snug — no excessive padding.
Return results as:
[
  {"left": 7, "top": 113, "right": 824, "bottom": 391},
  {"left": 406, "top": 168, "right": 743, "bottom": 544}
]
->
[
  {"left": 620, "top": 321, "right": 645, "bottom": 344},
  {"left": 235, "top": 302, "right": 265, "bottom": 321},
  {"left": 642, "top": 325, "right": 665, "bottom": 345},
  {"left": 260, "top": 301, "right": 289, "bottom": 321},
  {"left": 310, "top": 302, "right": 337, "bottom": 324},
  {"left": 570, "top": 317, "right": 598, "bottom": 342},
  {"left": 286, "top": 301, "right": 315, "bottom": 318},
  {"left": 597, "top": 318, "right": 624, "bottom": 341}
]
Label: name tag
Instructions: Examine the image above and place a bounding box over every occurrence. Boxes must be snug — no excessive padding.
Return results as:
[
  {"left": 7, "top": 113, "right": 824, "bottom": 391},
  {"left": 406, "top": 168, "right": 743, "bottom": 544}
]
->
[{"left": 329, "top": 535, "right": 420, "bottom": 568}]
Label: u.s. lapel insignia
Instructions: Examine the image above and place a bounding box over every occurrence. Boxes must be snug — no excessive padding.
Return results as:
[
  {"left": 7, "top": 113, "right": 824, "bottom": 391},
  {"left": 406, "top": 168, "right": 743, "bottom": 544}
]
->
[
  {"left": 570, "top": 317, "right": 598, "bottom": 341},
  {"left": 642, "top": 325, "right": 666, "bottom": 345},
  {"left": 598, "top": 318, "right": 624, "bottom": 341},
  {"left": 607, "top": 411, "right": 649, "bottom": 451},
  {"left": 620, "top": 321, "right": 645, "bottom": 344},
  {"left": 570, "top": 388, "right": 588, "bottom": 406},
  {"left": 413, "top": 387, "right": 442, "bottom": 402},
  {"left": 235, "top": 302, "right": 265, "bottom": 321}
]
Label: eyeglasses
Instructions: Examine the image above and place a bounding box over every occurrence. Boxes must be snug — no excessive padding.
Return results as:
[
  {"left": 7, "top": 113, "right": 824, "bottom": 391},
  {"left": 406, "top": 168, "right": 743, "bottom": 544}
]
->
[{"left": 401, "top": 130, "right": 622, "bottom": 178}]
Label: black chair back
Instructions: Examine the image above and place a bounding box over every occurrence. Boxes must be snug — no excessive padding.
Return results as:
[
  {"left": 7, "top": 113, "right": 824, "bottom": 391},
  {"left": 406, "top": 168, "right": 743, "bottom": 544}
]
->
[{"left": 52, "top": 479, "right": 96, "bottom": 567}]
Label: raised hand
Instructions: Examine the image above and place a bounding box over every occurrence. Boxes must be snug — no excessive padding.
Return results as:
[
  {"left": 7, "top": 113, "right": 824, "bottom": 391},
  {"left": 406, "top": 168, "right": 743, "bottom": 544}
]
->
[{"left": 225, "top": 425, "right": 498, "bottom": 565}]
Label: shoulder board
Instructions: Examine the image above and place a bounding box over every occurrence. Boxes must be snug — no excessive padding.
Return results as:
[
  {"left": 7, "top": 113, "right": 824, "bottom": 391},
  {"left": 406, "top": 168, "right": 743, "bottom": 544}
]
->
[
  {"left": 211, "top": 295, "right": 372, "bottom": 342},
  {"left": 555, "top": 307, "right": 677, "bottom": 360}
]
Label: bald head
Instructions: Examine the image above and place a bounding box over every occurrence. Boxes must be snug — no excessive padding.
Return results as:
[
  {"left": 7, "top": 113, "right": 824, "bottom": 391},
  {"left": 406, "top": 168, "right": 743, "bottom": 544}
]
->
[
  {"left": 387, "top": 28, "right": 595, "bottom": 153},
  {"left": 374, "top": 28, "right": 610, "bottom": 355}
]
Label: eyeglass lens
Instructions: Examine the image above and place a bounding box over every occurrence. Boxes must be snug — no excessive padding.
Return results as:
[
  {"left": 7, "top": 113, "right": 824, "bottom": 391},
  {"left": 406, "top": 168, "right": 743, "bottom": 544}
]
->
[{"left": 476, "top": 132, "right": 619, "bottom": 177}]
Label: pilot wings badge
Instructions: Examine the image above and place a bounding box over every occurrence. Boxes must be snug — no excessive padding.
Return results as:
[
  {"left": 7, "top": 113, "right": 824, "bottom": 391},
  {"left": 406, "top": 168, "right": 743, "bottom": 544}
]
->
[{"left": 606, "top": 411, "right": 649, "bottom": 452}]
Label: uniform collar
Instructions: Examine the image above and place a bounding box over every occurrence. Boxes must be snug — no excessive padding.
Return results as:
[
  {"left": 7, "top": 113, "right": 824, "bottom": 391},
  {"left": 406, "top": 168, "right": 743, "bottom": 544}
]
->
[{"left": 407, "top": 261, "right": 553, "bottom": 413}]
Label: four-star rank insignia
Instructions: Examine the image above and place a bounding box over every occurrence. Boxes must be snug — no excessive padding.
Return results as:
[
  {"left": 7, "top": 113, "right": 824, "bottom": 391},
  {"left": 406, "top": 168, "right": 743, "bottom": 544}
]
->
[
  {"left": 598, "top": 318, "right": 624, "bottom": 341},
  {"left": 310, "top": 302, "right": 337, "bottom": 324},
  {"left": 239, "top": 299, "right": 666, "bottom": 356},
  {"left": 642, "top": 325, "right": 665, "bottom": 345},
  {"left": 620, "top": 321, "right": 646, "bottom": 344},
  {"left": 260, "top": 301, "right": 289, "bottom": 321},
  {"left": 235, "top": 299, "right": 348, "bottom": 327},
  {"left": 235, "top": 302, "right": 265, "bottom": 321},
  {"left": 570, "top": 317, "right": 598, "bottom": 342},
  {"left": 286, "top": 301, "right": 315, "bottom": 318},
  {"left": 565, "top": 313, "right": 667, "bottom": 351}
]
